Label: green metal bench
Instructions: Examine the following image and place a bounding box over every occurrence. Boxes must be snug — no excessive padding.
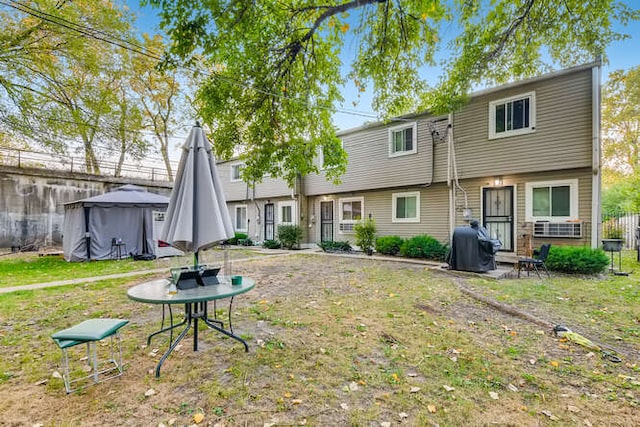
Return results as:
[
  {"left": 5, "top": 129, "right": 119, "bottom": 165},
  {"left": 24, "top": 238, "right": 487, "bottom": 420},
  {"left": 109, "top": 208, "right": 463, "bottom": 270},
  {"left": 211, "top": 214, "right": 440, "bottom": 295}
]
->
[{"left": 51, "top": 318, "right": 128, "bottom": 393}]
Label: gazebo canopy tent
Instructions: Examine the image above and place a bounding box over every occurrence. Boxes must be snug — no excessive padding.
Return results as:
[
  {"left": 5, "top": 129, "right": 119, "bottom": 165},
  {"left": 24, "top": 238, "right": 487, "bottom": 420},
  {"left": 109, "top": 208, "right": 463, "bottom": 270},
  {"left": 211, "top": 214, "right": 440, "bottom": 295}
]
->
[{"left": 63, "top": 185, "right": 172, "bottom": 261}]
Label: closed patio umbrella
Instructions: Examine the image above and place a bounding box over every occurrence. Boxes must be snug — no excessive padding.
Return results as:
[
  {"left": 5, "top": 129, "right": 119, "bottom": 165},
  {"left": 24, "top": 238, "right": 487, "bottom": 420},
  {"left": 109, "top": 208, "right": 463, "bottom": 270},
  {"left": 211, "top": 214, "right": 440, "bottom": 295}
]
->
[{"left": 160, "top": 122, "right": 234, "bottom": 267}]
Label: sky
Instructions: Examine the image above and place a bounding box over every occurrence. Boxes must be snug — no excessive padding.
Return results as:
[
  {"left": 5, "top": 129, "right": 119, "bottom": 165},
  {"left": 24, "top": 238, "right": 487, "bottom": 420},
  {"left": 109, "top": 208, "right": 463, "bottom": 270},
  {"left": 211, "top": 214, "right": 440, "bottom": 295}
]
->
[{"left": 127, "top": 1, "right": 640, "bottom": 134}]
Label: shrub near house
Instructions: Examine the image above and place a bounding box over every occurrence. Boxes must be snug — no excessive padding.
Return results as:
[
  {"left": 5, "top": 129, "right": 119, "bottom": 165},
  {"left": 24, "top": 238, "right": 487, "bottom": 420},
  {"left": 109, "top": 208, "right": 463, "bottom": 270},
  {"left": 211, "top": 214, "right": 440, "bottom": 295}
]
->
[
  {"left": 545, "top": 246, "right": 609, "bottom": 274},
  {"left": 278, "top": 225, "right": 303, "bottom": 250},
  {"left": 375, "top": 236, "right": 404, "bottom": 256},
  {"left": 400, "top": 235, "right": 448, "bottom": 261}
]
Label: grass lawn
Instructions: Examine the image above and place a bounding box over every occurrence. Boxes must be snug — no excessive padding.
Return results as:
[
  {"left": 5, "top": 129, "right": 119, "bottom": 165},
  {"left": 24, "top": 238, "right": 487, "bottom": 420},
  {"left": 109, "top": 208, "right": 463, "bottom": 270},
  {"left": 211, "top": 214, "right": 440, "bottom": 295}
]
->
[
  {"left": 0, "top": 252, "right": 638, "bottom": 425},
  {"left": 0, "top": 247, "right": 268, "bottom": 288}
]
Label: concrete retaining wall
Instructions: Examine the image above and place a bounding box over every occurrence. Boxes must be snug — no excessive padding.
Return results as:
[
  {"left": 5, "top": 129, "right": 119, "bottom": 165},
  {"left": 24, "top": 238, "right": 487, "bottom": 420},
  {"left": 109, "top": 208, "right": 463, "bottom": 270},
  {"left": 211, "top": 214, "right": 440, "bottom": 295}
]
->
[{"left": 0, "top": 165, "right": 172, "bottom": 249}]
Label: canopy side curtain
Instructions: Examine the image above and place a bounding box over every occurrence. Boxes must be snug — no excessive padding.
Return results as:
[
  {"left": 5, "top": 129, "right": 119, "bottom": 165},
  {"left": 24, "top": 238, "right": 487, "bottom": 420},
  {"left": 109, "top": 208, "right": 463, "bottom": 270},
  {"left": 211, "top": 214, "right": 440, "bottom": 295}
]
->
[
  {"left": 88, "top": 207, "right": 151, "bottom": 260},
  {"left": 62, "top": 205, "right": 87, "bottom": 262}
]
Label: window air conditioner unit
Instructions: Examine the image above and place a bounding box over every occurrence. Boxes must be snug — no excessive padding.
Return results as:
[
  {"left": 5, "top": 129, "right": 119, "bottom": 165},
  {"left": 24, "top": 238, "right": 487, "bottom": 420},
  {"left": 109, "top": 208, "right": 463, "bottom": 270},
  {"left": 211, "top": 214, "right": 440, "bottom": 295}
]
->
[{"left": 533, "top": 222, "right": 582, "bottom": 238}]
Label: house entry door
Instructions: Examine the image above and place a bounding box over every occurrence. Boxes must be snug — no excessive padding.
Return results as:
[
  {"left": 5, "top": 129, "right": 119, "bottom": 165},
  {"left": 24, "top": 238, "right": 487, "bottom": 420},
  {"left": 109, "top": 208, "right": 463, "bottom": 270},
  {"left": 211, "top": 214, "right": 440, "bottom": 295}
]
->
[
  {"left": 264, "top": 203, "right": 275, "bottom": 241},
  {"left": 320, "top": 201, "right": 334, "bottom": 242},
  {"left": 482, "top": 186, "right": 514, "bottom": 251}
]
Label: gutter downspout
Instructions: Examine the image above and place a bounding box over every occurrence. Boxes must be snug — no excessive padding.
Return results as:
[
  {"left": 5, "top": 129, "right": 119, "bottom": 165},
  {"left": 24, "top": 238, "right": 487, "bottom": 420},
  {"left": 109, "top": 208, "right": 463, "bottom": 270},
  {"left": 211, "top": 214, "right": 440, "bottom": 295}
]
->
[
  {"left": 591, "top": 58, "right": 602, "bottom": 249},
  {"left": 447, "top": 113, "right": 455, "bottom": 241}
]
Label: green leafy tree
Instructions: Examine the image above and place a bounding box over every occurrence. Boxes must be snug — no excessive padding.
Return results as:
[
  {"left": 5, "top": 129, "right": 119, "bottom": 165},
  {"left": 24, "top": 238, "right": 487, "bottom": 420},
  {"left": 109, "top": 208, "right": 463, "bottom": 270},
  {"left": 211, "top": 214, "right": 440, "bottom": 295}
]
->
[
  {"left": 146, "top": 0, "right": 638, "bottom": 183},
  {"left": 130, "top": 34, "right": 192, "bottom": 182},
  {"left": 602, "top": 66, "right": 640, "bottom": 177},
  {"left": 0, "top": 0, "right": 138, "bottom": 172}
]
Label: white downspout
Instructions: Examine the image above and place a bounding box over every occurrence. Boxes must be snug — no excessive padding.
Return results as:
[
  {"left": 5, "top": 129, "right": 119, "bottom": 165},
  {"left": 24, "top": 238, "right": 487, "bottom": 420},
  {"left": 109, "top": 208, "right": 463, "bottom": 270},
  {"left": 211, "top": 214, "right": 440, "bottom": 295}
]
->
[{"left": 591, "top": 59, "right": 602, "bottom": 249}]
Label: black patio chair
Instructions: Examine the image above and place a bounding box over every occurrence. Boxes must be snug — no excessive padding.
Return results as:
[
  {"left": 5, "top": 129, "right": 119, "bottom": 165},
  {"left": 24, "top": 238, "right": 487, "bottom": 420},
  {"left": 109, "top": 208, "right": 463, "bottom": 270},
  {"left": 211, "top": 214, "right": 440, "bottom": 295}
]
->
[{"left": 517, "top": 243, "right": 551, "bottom": 279}]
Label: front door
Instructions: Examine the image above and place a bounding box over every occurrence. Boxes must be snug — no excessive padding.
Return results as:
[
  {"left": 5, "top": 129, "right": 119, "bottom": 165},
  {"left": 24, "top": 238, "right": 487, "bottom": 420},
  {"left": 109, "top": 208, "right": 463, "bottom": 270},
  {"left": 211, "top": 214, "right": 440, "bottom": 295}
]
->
[
  {"left": 264, "top": 203, "right": 274, "bottom": 240},
  {"left": 483, "top": 186, "right": 514, "bottom": 251},
  {"left": 320, "top": 201, "right": 334, "bottom": 242}
]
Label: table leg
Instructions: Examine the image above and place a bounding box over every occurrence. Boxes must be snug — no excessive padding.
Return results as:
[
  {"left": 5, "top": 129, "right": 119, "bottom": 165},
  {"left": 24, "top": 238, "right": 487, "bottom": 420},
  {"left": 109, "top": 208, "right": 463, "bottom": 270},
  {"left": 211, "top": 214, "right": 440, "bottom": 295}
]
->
[
  {"left": 203, "top": 301, "right": 224, "bottom": 328},
  {"left": 147, "top": 305, "right": 186, "bottom": 346},
  {"left": 202, "top": 316, "right": 249, "bottom": 352},
  {"left": 155, "top": 304, "right": 193, "bottom": 378}
]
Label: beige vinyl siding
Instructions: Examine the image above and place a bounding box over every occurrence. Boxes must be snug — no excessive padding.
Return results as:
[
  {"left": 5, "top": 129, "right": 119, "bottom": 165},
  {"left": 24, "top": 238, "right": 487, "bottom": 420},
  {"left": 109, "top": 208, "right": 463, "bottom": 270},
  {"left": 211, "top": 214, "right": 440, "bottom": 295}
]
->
[
  {"left": 305, "top": 119, "right": 443, "bottom": 196},
  {"left": 447, "top": 168, "right": 592, "bottom": 255},
  {"left": 515, "top": 168, "right": 592, "bottom": 249},
  {"left": 434, "top": 67, "right": 593, "bottom": 182},
  {"left": 228, "top": 196, "right": 300, "bottom": 242},
  {"left": 307, "top": 183, "right": 451, "bottom": 246},
  {"left": 217, "top": 162, "right": 292, "bottom": 202}
]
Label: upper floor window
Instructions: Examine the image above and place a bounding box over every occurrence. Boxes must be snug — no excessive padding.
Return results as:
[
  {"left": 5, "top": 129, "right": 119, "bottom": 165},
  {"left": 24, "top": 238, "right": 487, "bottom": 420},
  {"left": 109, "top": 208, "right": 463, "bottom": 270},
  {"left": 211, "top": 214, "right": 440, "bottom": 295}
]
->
[
  {"left": 388, "top": 123, "right": 417, "bottom": 157},
  {"left": 339, "top": 197, "right": 364, "bottom": 233},
  {"left": 230, "top": 163, "right": 244, "bottom": 182},
  {"left": 525, "top": 179, "right": 578, "bottom": 222},
  {"left": 392, "top": 191, "right": 420, "bottom": 223},
  {"left": 489, "top": 91, "right": 536, "bottom": 139}
]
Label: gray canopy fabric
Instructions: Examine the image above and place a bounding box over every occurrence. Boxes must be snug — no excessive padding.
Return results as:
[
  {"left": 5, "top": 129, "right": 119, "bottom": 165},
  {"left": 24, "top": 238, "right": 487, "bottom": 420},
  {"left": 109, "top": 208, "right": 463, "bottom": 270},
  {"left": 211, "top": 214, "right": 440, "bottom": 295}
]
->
[
  {"left": 63, "top": 185, "right": 169, "bottom": 261},
  {"left": 160, "top": 124, "right": 234, "bottom": 259}
]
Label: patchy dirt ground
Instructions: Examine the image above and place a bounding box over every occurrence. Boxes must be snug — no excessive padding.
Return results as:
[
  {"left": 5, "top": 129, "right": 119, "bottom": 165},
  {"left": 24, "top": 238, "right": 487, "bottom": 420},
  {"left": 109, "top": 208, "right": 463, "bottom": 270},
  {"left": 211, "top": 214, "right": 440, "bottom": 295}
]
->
[{"left": 0, "top": 252, "right": 638, "bottom": 426}]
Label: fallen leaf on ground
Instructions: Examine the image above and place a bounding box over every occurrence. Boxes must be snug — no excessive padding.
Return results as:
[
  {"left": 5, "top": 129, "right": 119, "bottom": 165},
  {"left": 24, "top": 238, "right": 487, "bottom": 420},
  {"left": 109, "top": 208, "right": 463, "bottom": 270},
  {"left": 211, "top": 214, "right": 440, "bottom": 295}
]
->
[
  {"left": 193, "top": 413, "right": 205, "bottom": 424},
  {"left": 443, "top": 385, "right": 455, "bottom": 392},
  {"left": 489, "top": 391, "right": 499, "bottom": 400},
  {"left": 427, "top": 405, "right": 436, "bottom": 413},
  {"left": 507, "top": 384, "right": 518, "bottom": 392},
  {"left": 348, "top": 381, "right": 360, "bottom": 391},
  {"left": 52, "top": 371, "right": 62, "bottom": 379},
  {"left": 567, "top": 405, "right": 580, "bottom": 413},
  {"left": 550, "top": 360, "right": 560, "bottom": 367},
  {"left": 399, "top": 412, "right": 408, "bottom": 419},
  {"left": 292, "top": 399, "right": 302, "bottom": 404},
  {"left": 541, "top": 410, "right": 559, "bottom": 421},
  {"left": 144, "top": 388, "right": 156, "bottom": 397},
  {"left": 410, "top": 387, "right": 421, "bottom": 393},
  {"left": 340, "top": 403, "right": 349, "bottom": 410}
]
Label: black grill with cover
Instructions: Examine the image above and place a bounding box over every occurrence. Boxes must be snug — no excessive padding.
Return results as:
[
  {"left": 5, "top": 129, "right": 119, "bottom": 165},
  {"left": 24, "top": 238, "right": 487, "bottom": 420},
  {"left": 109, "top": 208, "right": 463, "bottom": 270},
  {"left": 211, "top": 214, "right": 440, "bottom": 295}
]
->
[{"left": 446, "top": 220, "right": 502, "bottom": 272}]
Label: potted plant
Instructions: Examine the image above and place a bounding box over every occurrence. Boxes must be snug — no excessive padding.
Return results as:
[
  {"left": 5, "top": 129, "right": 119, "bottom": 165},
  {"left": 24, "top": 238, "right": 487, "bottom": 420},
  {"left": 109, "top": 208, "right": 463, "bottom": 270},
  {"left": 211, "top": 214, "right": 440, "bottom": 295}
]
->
[{"left": 354, "top": 218, "right": 376, "bottom": 255}]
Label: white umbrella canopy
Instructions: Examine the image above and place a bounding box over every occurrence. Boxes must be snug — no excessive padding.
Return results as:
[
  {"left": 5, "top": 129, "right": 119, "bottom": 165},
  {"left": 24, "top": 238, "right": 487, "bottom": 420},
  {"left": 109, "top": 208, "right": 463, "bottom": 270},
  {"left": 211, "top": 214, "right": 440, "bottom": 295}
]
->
[{"left": 160, "top": 123, "right": 234, "bottom": 265}]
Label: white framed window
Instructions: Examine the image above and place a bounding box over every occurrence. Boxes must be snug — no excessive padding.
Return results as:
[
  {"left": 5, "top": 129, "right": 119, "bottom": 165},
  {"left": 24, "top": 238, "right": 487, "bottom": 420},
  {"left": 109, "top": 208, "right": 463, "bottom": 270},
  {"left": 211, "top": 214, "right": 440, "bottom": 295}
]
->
[
  {"left": 339, "top": 197, "right": 364, "bottom": 233},
  {"left": 525, "top": 179, "right": 578, "bottom": 222},
  {"left": 388, "top": 123, "right": 417, "bottom": 157},
  {"left": 278, "top": 201, "right": 296, "bottom": 225},
  {"left": 234, "top": 205, "right": 248, "bottom": 231},
  {"left": 392, "top": 191, "right": 420, "bottom": 223},
  {"left": 230, "top": 162, "right": 244, "bottom": 182},
  {"left": 489, "top": 91, "right": 536, "bottom": 139}
]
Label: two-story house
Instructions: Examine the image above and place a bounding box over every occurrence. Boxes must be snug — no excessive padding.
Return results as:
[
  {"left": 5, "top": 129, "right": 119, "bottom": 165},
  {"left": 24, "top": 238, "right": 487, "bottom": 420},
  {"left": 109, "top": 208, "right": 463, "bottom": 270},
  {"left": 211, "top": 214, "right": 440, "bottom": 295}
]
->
[{"left": 220, "top": 61, "right": 602, "bottom": 262}]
